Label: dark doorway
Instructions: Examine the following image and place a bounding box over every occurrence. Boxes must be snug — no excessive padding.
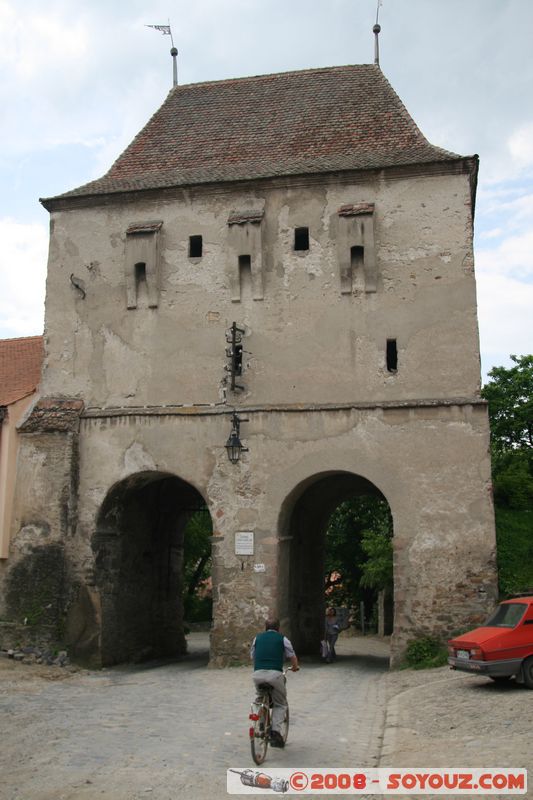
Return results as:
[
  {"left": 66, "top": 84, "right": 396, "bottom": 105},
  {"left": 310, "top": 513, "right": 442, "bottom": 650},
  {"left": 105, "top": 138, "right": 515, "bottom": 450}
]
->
[
  {"left": 93, "top": 471, "right": 212, "bottom": 666},
  {"left": 278, "top": 471, "right": 393, "bottom": 657}
]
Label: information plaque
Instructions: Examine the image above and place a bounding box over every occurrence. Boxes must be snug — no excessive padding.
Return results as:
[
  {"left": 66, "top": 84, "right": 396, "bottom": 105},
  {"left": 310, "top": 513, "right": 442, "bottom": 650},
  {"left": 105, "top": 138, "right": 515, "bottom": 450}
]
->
[{"left": 235, "top": 531, "right": 254, "bottom": 555}]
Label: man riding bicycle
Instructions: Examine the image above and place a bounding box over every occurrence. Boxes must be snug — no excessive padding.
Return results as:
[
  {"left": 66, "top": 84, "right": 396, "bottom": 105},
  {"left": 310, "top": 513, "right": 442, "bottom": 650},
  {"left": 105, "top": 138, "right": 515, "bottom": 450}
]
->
[{"left": 250, "top": 618, "right": 299, "bottom": 748}]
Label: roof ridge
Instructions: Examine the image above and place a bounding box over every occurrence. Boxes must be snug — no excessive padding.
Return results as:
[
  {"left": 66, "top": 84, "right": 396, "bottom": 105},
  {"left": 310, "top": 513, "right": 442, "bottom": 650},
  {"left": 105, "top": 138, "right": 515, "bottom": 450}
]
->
[{"left": 170, "top": 62, "right": 378, "bottom": 91}]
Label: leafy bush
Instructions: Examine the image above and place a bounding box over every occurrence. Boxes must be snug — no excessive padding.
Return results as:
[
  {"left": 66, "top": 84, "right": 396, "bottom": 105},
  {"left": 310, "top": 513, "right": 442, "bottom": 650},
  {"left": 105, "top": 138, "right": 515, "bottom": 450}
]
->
[
  {"left": 496, "top": 508, "right": 533, "bottom": 596},
  {"left": 183, "top": 593, "right": 212, "bottom": 624},
  {"left": 403, "top": 636, "right": 448, "bottom": 670}
]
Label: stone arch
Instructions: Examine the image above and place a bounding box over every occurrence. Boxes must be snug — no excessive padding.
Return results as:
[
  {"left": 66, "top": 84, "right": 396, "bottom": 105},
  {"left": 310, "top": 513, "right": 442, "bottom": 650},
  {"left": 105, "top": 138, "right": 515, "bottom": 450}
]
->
[
  {"left": 277, "top": 469, "right": 393, "bottom": 655},
  {"left": 92, "top": 470, "right": 212, "bottom": 666}
]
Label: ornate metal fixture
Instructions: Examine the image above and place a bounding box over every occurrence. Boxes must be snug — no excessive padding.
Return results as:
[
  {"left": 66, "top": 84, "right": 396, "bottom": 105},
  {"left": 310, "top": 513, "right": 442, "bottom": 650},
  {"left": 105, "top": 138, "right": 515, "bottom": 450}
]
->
[
  {"left": 225, "top": 411, "right": 249, "bottom": 464},
  {"left": 225, "top": 322, "right": 245, "bottom": 392}
]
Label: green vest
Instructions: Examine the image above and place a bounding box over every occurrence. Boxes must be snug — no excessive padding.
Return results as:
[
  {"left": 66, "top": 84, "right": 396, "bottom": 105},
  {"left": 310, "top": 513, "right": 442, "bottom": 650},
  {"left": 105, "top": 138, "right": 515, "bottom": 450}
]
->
[{"left": 254, "top": 630, "right": 285, "bottom": 671}]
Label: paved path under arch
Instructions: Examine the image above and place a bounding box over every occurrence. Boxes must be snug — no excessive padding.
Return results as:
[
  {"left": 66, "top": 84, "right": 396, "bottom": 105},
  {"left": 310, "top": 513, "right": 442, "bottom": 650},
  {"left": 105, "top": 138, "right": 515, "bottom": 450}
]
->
[{"left": 0, "top": 633, "right": 390, "bottom": 799}]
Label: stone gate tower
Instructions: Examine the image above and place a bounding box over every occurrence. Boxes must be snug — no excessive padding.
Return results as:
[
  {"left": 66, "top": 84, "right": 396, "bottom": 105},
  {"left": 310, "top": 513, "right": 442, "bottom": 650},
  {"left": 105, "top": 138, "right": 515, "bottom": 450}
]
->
[{"left": 0, "top": 64, "right": 497, "bottom": 666}]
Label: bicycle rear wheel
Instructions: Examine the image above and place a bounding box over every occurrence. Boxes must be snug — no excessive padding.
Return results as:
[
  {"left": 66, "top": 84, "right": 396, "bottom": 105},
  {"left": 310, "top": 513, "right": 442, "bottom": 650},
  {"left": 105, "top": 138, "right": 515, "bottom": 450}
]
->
[
  {"left": 280, "top": 705, "right": 290, "bottom": 744},
  {"left": 250, "top": 703, "right": 269, "bottom": 765}
]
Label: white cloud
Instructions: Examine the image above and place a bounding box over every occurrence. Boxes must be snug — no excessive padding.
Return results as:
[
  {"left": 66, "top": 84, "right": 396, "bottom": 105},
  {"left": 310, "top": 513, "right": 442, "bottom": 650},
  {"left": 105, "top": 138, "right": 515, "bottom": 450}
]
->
[
  {"left": 0, "top": 218, "right": 47, "bottom": 337},
  {"left": 477, "top": 229, "right": 533, "bottom": 282},
  {"left": 508, "top": 122, "right": 533, "bottom": 169},
  {"left": 501, "top": 192, "right": 533, "bottom": 222},
  {"left": 477, "top": 269, "right": 533, "bottom": 375},
  {"left": 475, "top": 215, "right": 533, "bottom": 378},
  {"left": 479, "top": 227, "right": 503, "bottom": 240},
  {"left": 0, "top": 1, "right": 90, "bottom": 83}
]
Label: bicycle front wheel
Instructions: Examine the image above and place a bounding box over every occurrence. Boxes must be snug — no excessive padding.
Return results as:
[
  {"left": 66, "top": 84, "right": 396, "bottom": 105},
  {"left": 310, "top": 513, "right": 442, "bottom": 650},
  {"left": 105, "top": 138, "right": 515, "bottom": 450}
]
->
[
  {"left": 280, "top": 705, "right": 289, "bottom": 744},
  {"left": 250, "top": 704, "right": 269, "bottom": 765}
]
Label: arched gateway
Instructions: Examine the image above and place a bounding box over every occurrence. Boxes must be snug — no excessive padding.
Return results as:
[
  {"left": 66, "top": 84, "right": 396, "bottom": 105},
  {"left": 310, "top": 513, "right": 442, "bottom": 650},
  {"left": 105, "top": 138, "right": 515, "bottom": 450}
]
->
[
  {"left": 2, "top": 63, "right": 497, "bottom": 667},
  {"left": 93, "top": 472, "right": 211, "bottom": 666},
  {"left": 278, "top": 471, "right": 392, "bottom": 655}
]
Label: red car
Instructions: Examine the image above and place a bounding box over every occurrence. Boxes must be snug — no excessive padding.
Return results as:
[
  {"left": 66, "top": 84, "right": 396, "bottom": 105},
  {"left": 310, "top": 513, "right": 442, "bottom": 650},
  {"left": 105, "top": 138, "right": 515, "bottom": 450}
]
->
[{"left": 448, "top": 596, "right": 533, "bottom": 688}]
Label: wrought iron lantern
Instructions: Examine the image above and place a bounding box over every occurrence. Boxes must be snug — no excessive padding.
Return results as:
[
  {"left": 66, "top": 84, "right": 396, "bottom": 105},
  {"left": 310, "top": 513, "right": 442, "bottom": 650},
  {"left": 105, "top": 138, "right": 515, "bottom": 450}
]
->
[{"left": 225, "top": 411, "right": 248, "bottom": 464}]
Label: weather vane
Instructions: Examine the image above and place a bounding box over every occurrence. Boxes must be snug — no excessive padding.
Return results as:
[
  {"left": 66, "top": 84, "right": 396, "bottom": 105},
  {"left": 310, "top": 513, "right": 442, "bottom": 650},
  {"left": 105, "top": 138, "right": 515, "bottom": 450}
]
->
[{"left": 146, "top": 21, "right": 178, "bottom": 88}]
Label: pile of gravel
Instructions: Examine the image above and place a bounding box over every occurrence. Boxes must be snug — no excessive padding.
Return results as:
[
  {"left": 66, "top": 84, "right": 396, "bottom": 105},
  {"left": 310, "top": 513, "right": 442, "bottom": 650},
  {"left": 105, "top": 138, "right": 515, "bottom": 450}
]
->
[{"left": 0, "top": 646, "right": 69, "bottom": 667}]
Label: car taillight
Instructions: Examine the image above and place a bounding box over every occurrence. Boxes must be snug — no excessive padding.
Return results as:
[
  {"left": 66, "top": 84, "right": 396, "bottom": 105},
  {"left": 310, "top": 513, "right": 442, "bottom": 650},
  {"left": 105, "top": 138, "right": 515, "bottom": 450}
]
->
[
  {"left": 249, "top": 713, "right": 259, "bottom": 721},
  {"left": 470, "top": 646, "right": 484, "bottom": 660}
]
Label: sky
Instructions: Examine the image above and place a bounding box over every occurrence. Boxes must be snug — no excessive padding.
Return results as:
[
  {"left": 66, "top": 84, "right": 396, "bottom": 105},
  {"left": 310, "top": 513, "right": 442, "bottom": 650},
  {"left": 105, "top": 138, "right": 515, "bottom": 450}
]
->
[{"left": 1, "top": 0, "right": 532, "bottom": 381}]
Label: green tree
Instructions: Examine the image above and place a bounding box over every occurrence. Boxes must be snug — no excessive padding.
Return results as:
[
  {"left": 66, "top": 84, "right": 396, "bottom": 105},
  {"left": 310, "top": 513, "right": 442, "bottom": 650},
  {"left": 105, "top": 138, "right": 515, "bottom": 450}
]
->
[
  {"left": 325, "top": 495, "right": 393, "bottom": 612},
  {"left": 482, "top": 355, "right": 533, "bottom": 510},
  {"left": 495, "top": 508, "right": 533, "bottom": 596},
  {"left": 491, "top": 451, "right": 533, "bottom": 510},
  {"left": 359, "top": 526, "right": 393, "bottom": 592},
  {"left": 482, "top": 355, "right": 533, "bottom": 596},
  {"left": 182, "top": 508, "right": 213, "bottom": 622},
  {"left": 482, "top": 354, "right": 533, "bottom": 456}
]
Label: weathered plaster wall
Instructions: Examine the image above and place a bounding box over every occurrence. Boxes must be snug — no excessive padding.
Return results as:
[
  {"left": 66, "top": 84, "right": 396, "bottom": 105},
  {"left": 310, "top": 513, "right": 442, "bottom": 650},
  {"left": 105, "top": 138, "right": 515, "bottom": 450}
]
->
[
  {"left": 0, "top": 424, "right": 78, "bottom": 646},
  {"left": 3, "top": 164, "right": 497, "bottom": 667},
  {"left": 0, "top": 394, "right": 36, "bottom": 558},
  {"left": 40, "top": 168, "right": 481, "bottom": 408},
  {"left": 64, "top": 401, "right": 496, "bottom": 666}
]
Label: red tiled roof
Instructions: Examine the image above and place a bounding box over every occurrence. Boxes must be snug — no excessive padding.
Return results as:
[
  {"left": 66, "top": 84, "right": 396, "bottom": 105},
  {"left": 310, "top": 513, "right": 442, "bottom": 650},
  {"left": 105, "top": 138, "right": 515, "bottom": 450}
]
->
[
  {"left": 43, "top": 64, "right": 462, "bottom": 205},
  {"left": 0, "top": 336, "right": 44, "bottom": 407}
]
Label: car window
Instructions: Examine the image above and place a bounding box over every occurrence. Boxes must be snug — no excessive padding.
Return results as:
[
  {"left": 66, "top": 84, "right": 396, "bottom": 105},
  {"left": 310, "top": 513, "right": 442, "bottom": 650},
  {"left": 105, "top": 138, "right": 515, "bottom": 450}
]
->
[{"left": 485, "top": 603, "right": 527, "bottom": 628}]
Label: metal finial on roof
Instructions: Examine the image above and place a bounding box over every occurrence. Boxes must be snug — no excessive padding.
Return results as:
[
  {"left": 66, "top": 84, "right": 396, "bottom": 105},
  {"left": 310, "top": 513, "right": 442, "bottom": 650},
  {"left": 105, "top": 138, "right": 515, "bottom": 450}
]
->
[
  {"left": 373, "top": 0, "right": 382, "bottom": 66},
  {"left": 146, "top": 21, "right": 178, "bottom": 88},
  {"left": 171, "top": 47, "right": 178, "bottom": 88}
]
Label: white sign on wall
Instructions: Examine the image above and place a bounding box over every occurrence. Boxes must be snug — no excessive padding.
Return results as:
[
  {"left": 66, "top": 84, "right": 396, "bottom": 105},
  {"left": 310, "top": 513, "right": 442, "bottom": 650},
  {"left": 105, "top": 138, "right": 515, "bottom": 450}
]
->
[{"left": 235, "top": 531, "right": 254, "bottom": 555}]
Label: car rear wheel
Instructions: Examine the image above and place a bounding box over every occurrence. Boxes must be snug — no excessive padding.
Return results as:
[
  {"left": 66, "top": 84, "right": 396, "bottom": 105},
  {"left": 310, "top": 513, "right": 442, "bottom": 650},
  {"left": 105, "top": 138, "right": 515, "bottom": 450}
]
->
[{"left": 521, "top": 656, "right": 533, "bottom": 689}]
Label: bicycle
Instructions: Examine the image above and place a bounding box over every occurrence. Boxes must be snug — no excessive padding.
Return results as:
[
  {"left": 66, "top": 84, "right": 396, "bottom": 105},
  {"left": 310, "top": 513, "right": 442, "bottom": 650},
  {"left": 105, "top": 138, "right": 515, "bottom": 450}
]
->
[{"left": 249, "top": 668, "right": 293, "bottom": 765}]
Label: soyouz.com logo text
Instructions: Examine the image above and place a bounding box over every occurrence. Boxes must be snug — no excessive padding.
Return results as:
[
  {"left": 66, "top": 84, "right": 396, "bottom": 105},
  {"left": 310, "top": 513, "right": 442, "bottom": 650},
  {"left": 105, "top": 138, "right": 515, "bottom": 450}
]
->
[{"left": 227, "top": 767, "right": 527, "bottom": 794}]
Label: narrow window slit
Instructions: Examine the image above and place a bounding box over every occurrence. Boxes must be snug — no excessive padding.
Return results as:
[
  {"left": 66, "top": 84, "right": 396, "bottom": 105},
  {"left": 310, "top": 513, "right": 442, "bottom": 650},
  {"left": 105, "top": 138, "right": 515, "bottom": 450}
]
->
[
  {"left": 189, "top": 235, "right": 203, "bottom": 258},
  {"left": 135, "top": 262, "right": 147, "bottom": 286},
  {"left": 294, "top": 227, "right": 309, "bottom": 251},
  {"left": 238, "top": 255, "right": 252, "bottom": 299},
  {"left": 386, "top": 339, "right": 398, "bottom": 372},
  {"left": 351, "top": 245, "right": 364, "bottom": 269}
]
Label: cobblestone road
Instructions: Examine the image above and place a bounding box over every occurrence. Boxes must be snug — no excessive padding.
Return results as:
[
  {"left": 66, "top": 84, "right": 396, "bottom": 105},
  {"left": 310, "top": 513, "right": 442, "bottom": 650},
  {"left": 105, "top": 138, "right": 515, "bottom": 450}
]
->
[
  {"left": 0, "top": 634, "right": 389, "bottom": 800},
  {"left": 380, "top": 664, "right": 532, "bottom": 800},
  {"left": 2, "top": 634, "right": 531, "bottom": 800}
]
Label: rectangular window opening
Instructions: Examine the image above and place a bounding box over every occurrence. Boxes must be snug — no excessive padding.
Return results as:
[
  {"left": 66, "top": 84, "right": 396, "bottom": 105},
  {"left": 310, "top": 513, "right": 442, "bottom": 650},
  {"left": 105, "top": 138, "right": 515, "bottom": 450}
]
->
[
  {"left": 386, "top": 339, "right": 398, "bottom": 372},
  {"left": 135, "top": 262, "right": 147, "bottom": 285},
  {"left": 189, "top": 235, "right": 203, "bottom": 258},
  {"left": 238, "top": 254, "right": 252, "bottom": 299},
  {"left": 294, "top": 227, "right": 309, "bottom": 251},
  {"left": 351, "top": 245, "right": 364, "bottom": 269}
]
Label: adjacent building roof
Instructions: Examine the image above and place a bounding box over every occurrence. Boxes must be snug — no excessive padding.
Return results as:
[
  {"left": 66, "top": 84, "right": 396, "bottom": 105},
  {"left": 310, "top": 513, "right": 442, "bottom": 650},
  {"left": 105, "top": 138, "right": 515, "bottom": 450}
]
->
[
  {"left": 42, "top": 64, "right": 463, "bottom": 207},
  {"left": 0, "top": 336, "right": 44, "bottom": 407}
]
